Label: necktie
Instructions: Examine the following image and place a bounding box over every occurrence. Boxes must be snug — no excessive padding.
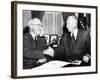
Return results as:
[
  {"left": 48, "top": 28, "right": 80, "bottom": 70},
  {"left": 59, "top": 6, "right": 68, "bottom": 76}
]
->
[
  {"left": 71, "top": 33, "right": 76, "bottom": 46},
  {"left": 35, "top": 37, "right": 38, "bottom": 47}
]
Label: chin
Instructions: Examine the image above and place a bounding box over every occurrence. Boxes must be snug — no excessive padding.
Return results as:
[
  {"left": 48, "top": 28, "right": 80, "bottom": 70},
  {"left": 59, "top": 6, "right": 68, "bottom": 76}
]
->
[{"left": 68, "top": 30, "right": 71, "bottom": 32}]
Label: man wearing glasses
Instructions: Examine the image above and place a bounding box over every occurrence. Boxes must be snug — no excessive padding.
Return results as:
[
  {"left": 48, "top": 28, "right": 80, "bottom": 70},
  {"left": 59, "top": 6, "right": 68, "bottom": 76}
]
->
[{"left": 23, "top": 18, "right": 54, "bottom": 69}]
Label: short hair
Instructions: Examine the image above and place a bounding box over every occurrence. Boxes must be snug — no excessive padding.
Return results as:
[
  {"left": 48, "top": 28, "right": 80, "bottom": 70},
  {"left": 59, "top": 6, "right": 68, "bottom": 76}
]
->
[
  {"left": 28, "top": 18, "right": 41, "bottom": 27},
  {"left": 66, "top": 15, "right": 78, "bottom": 23}
]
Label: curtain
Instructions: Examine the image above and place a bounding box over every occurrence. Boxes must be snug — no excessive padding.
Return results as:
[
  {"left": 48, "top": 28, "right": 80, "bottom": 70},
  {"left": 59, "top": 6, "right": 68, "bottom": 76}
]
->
[
  {"left": 31, "top": 11, "right": 44, "bottom": 21},
  {"left": 42, "top": 12, "right": 64, "bottom": 36}
]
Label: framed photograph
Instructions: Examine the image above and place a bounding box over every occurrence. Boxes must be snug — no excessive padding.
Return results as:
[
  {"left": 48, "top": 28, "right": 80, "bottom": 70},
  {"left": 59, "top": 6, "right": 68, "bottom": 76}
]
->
[
  {"left": 50, "top": 34, "right": 58, "bottom": 47},
  {"left": 50, "top": 35, "right": 58, "bottom": 42},
  {"left": 11, "top": 1, "right": 98, "bottom": 78}
]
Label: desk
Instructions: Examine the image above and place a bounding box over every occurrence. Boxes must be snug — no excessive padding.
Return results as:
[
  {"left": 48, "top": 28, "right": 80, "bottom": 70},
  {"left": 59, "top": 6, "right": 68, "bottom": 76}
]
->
[{"left": 33, "top": 60, "right": 82, "bottom": 69}]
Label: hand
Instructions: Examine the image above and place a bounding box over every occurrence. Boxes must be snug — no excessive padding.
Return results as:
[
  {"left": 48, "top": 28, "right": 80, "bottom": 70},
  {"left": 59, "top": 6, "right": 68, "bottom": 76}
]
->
[
  {"left": 37, "top": 58, "right": 47, "bottom": 64},
  {"left": 83, "top": 55, "right": 90, "bottom": 63},
  {"left": 43, "top": 47, "right": 54, "bottom": 57}
]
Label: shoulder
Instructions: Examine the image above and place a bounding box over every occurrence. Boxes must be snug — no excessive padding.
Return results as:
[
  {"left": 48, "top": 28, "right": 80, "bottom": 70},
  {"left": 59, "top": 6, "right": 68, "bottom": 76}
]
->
[
  {"left": 83, "top": 30, "right": 90, "bottom": 37},
  {"left": 23, "top": 33, "right": 31, "bottom": 39},
  {"left": 79, "top": 29, "right": 90, "bottom": 39},
  {"left": 62, "top": 32, "right": 70, "bottom": 37},
  {"left": 61, "top": 32, "right": 70, "bottom": 41}
]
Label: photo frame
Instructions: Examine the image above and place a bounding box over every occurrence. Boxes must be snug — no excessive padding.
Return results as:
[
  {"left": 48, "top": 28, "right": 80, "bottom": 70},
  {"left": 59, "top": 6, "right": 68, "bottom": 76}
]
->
[
  {"left": 11, "top": 1, "right": 98, "bottom": 78},
  {"left": 50, "top": 34, "right": 58, "bottom": 47}
]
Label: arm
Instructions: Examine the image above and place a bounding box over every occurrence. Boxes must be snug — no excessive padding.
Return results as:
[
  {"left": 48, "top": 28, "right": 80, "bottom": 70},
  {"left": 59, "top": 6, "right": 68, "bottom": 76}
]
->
[
  {"left": 23, "top": 35, "right": 44, "bottom": 60},
  {"left": 84, "top": 32, "right": 91, "bottom": 55},
  {"left": 53, "top": 34, "right": 65, "bottom": 60},
  {"left": 83, "top": 32, "right": 91, "bottom": 63}
]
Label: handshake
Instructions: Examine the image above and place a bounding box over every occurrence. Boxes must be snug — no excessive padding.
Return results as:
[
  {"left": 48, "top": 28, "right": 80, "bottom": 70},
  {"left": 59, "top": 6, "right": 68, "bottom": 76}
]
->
[
  {"left": 43, "top": 47, "right": 54, "bottom": 57},
  {"left": 37, "top": 47, "right": 54, "bottom": 64}
]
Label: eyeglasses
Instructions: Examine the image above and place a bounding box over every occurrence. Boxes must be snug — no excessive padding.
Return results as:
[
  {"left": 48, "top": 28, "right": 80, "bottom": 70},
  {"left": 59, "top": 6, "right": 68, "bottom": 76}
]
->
[{"left": 30, "top": 24, "right": 43, "bottom": 27}]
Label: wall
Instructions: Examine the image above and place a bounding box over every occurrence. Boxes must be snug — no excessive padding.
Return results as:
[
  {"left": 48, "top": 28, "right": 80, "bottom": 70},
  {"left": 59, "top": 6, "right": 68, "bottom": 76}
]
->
[
  {"left": 23, "top": 11, "right": 63, "bottom": 36},
  {"left": 0, "top": 0, "right": 100, "bottom": 80},
  {"left": 23, "top": 10, "right": 32, "bottom": 28}
]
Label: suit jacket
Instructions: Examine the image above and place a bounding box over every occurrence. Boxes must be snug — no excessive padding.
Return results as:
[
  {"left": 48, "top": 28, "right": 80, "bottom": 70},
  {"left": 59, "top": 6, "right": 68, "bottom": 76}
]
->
[
  {"left": 23, "top": 33, "right": 48, "bottom": 69},
  {"left": 54, "top": 29, "right": 90, "bottom": 62}
]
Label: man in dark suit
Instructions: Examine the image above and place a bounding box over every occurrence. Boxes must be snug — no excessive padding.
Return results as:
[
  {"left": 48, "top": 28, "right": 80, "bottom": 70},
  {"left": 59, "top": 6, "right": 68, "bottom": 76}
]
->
[
  {"left": 23, "top": 18, "right": 54, "bottom": 69},
  {"left": 54, "top": 15, "right": 91, "bottom": 66}
]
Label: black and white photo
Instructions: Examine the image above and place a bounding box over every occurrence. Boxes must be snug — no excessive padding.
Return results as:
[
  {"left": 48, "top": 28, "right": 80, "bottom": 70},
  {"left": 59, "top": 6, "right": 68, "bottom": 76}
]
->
[{"left": 11, "top": 1, "right": 97, "bottom": 78}]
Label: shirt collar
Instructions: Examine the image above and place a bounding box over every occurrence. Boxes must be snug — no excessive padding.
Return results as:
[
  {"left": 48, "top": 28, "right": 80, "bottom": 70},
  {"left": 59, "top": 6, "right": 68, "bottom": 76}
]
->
[
  {"left": 30, "top": 32, "right": 36, "bottom": 40},
  {"left": 71, "top": 28, "right": 78, "bottom": 40}
]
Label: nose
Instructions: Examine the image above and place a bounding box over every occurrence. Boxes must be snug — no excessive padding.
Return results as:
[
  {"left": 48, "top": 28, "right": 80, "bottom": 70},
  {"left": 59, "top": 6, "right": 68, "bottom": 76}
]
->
[
  {"left": 66, "top": 24, "right": 69, "bottom": 29},
  {"left": 39, "top": 26, "right": 41, "bottom": 30},
  {"left": 38, "top": 26, "right": 41, "bottom": 31}
]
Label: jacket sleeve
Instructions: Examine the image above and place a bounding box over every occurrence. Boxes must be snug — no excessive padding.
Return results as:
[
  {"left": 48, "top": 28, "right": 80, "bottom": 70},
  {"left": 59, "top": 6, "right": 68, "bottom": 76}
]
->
[
  {"left": 23, "top": 35, "right": 44, "bottom": 60},
  {"left": 83, "top": 31, "right": 91, "bottom": 56},
  {"left": 53, "top": 34, "right": 65, "bottom": 59}
]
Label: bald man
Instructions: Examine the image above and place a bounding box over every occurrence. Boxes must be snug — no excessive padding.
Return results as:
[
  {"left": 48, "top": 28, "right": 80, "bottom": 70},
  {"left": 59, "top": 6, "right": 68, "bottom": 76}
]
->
[
  {"left": 23, "top": 18, "right": 54, "bottom": 69},
  {"left": 54, "top": 15, "right": 91, "bottom": 66}
]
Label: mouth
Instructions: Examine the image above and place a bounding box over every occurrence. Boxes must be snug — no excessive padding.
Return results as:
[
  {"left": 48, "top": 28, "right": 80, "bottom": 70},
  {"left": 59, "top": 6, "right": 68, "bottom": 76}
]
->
[{"left": 68, "top": 28, "right": 70, "bottom": 31}]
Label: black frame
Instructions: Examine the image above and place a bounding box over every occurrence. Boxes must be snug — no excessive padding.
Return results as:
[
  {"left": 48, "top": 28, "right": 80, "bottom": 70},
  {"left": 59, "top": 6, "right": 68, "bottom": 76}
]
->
[{"left": 11, "top": 1, "right": 98, "bottom": 79}]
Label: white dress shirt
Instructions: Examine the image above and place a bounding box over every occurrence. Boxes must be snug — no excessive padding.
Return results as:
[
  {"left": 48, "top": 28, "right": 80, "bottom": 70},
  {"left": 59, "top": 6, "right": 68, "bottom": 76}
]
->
[
  {"left": 30, "top": 32, "right": 36, "bottom": 40},
  {"left": 71, "top": 28, "right": 78, "bottom": 40}
]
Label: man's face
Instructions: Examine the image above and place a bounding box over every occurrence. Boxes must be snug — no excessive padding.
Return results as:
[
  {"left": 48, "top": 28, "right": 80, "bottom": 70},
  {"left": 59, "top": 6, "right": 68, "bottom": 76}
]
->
[
  {"left": 31, "top": 24, "right": 42, "bottom": 35},
  {"left": 29, "top": 18, "right": 43, "bottom": 36},
  {"left": 66, "top": 16, "right": 77, "bottom": 33}
]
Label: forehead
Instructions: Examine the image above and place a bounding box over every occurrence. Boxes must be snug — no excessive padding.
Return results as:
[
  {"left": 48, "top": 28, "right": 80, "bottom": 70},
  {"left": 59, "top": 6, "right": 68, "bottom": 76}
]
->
[
  {"left": 28, "top": 18, "right": 41, "bottom": 25},
  {"left": 66, "top": 16, "right": 77, "bottom": 23}
]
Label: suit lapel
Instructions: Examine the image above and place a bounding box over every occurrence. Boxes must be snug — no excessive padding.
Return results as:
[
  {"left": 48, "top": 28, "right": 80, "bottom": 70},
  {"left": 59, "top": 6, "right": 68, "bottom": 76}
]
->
[
  {"left": 76, "top": 29, "right": 83, "bottom": 44},
  {"left": 27, "top": 33, "right": 38, "bottom": 49},
  {"left": 67, "top": 33, "right": 73, "bottom": 52},
  {"left": 68, "top": 29, "right": 82, "bottom": 51}
]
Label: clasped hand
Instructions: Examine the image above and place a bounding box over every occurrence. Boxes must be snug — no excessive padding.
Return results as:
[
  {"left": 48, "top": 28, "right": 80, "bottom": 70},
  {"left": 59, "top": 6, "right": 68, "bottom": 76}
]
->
[
  {"left": 43, "top": 47, "right": 54, "bottom": 57},
  {"left": 37, "top": 47, "right": 54, "bottom": 64}
]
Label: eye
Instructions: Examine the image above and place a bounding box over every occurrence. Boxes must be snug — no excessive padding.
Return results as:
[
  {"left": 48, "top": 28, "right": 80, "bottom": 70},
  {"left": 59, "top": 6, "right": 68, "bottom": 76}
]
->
[{"left": 38, "top": 24, "right": 43, "bottom": 27}]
